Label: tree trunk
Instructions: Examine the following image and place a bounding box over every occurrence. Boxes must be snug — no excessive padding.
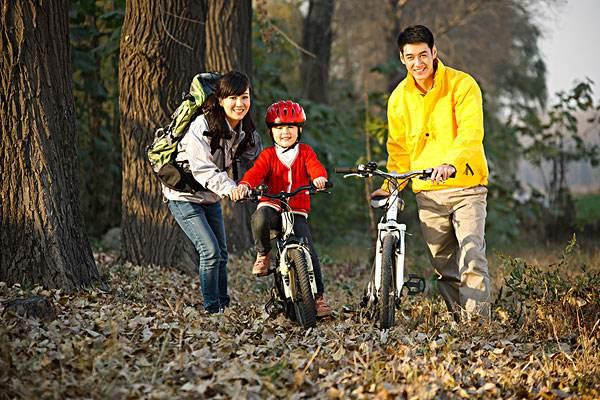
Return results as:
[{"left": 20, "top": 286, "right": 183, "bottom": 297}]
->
[
  {"left": 119, "top": 0, "right": 206, "bottom": 271},
  {"left": 0, "top": 0, "right": 100, "bottom": 291},
  {"left": 205, "top": 0, "right": 254, "bottom": 254},
  {"left": 205, "top": 0, "right": 252, "bottom": 76},
  {"left": 300, "top": 0, "right": 335, "bottom": 103}
]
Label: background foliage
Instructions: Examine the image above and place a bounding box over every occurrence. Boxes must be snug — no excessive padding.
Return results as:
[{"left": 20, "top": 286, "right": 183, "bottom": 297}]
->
[
  {"left": 68, "top": 0, "right": 599, "bottom": 250},
  {"left": 70, "top": 0, "right": 124, "bottom": 238}
]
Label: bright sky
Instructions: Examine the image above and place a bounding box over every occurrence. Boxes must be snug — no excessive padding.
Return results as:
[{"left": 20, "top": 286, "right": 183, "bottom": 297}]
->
[{"left": 539, "top": 0, "right": 600, "bottom": 97}]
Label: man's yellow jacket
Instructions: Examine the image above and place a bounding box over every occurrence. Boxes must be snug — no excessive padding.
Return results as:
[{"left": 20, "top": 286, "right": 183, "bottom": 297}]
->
[{"left": 386, "top": 60, "right": 489, "bottom": 192}]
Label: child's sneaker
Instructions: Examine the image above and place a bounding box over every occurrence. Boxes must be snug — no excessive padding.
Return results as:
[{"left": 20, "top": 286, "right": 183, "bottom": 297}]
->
[
  {"left": 252, "top": 251, "right": 271, "bottom": 276},
  {"left": 315, "top": 293, "right": 332, "bottom": 317}
]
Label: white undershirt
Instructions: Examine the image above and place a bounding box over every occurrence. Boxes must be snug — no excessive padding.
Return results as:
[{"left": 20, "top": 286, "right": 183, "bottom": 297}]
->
[{"left": 274, "top": 143, "right": 298, "bottom": 168}]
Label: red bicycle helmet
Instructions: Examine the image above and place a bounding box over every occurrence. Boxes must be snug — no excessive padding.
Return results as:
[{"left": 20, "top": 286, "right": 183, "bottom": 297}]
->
[{"left": 265, "top": 100, "right": 306, "bottom": 127}]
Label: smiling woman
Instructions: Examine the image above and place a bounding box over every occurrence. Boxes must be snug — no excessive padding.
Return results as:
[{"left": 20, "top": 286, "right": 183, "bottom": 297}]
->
[
  {"left": 162, "top": 71, "right": 262, "bottom": 314},
  {"left": 219, "top": 88, "right": 251, "bottom": 128}
]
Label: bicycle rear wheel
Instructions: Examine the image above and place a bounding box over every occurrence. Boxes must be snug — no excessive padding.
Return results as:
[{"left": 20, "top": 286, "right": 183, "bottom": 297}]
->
[
  {"left": 289, "top": 248, "right": 317, "bottom": 328},
  {"left": 379, "top": 235, "right": 397, "bottom": 329}
]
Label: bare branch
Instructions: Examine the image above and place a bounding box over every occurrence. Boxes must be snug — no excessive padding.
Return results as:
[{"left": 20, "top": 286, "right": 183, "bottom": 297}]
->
[
  {"left": 164, "top": 10, "right": 205, "bottom": 24},
  {"left": 160, "top": 6, "right": 193, "bottom": 51},
  {"left": 269, "top": 21, "right": 317, "bottom": 58}
]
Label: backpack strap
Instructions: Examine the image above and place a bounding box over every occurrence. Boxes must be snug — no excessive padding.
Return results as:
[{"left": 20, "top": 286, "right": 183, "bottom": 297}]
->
[
  {"left": 203, "top": 130, "right": 224, "bottom": 155},
  {"left": 233, "top": 128, "right": 256, "bottom": 160}
]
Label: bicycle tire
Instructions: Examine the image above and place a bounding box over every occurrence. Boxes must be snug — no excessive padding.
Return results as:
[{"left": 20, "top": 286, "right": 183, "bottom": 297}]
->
[
  {"left": 289, "top": 248, "right": 317, "bottom": 328},
  {"left": 379, "top": 235, "right": 397, "bottom": 329}
]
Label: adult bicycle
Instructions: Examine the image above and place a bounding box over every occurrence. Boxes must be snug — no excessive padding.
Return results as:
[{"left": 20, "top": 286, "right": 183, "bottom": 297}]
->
[{"left": 335, "top": 162, "right": 441, "bottom": 329}]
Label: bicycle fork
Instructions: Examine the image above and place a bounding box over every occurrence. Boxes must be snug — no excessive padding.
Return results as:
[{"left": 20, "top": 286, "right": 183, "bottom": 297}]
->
[
  {"left": 369, "top": 225, "right": 425, "bottom": 305},
  {"left": 278, "top": 243, "right": 318, "bottom": 300},
  {"left": 372, "top": 225, "right": 406, "bottom": 297}
]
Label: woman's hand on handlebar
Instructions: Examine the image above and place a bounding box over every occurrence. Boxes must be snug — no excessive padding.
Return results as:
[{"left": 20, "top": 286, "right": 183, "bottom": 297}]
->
[
  {"left": 230, "top": 184, "right": 250, "bottom": 202},
  {"left": 312, "top": 176, "right": 328, "bottom": 190}
]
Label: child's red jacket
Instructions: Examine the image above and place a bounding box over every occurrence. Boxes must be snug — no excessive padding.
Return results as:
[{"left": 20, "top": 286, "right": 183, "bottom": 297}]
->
[{"left": 239, "top": 144, "right": 327, "bottom": 214}]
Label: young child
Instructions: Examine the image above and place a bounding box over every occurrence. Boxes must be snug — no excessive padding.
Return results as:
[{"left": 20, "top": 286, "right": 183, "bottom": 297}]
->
[{"left": 232, "top": 100, "right": 332, "bottom": 317}]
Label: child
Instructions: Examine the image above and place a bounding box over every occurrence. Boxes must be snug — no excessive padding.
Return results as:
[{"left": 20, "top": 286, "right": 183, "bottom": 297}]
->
[{"left": 232, "top": 100, "right": 332, "bottom": 317}]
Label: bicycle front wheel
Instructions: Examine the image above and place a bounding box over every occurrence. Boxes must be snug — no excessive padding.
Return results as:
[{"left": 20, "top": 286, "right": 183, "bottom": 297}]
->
[
  {"left": 379, "top": 235, "right": 397, "bottom": 329},
  {"left": 289, "top": 248, "right": 317, "bottom": 329}
]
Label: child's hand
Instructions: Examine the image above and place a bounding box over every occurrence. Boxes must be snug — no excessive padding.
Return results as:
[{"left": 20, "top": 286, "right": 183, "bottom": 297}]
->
[
  {"left": 230, "top": 184, "right": 249, "bottom": 202},
  {"left": 313, "top": 177, "right": 327, "bottom": 189}
]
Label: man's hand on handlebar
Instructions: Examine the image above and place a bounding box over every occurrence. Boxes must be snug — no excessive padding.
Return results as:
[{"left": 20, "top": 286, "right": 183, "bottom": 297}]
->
[
  {"left": 312, "top": 177, "right": 328, "bottom": 190},
  {"left": 370, "top": 188, "right": 390, "bottom": 199},
  {"left": 430, "top": 164, "right": 456, "bottom": 184}
]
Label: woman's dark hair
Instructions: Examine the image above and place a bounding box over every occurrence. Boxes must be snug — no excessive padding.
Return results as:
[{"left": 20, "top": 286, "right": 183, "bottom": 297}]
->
[
  {"left": 203, "top": 71, "right": 256, "bottom": 138},
  {"left": 397, "top": 25, "right": 434, "bottom": 54}
]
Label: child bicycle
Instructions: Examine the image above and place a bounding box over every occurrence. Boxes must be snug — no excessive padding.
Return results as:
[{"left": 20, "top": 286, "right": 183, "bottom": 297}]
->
[
  {"left": 247, "top": 183, "right": 332, "bottom": 329},
  {"left": 335, "top": 162, "right": 443, "bottom": 329}
]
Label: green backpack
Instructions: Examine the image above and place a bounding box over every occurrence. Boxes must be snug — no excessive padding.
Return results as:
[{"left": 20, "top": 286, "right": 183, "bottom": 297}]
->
[{"left": 147, "top": 72, "right": 221, "bottom": 193}]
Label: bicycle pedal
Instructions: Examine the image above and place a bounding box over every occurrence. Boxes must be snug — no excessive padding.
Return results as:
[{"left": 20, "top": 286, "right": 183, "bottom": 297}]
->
[{"left": 404, "top": 274, "right": 426, "bottom": 295}]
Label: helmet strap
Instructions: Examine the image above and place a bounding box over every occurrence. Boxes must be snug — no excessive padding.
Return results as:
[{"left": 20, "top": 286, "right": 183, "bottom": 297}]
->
[{"left": 281, "top": 140, "right": 299, "bottom": 153}]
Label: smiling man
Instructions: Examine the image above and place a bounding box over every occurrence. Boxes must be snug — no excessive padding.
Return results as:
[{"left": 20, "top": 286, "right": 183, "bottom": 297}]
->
[{"left": 373, "top": 25, "right": 491, "bottom": 321}]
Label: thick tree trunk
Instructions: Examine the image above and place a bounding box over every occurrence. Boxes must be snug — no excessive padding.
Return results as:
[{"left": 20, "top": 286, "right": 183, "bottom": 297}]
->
[
  {"left": 300, "top": 0, "right": 335, "bottom": 103},
  {"left": 0, "top": 0, "right": 100, "bottom": 291},
  {"left": 205, "top": 0, "right": 254, "bottom": 254},
  {"left": 205, "top": 0, "right": 252, "bottom": 76},
  {"left": 119, "top": 0, "right": 206, "bottom": 271}
]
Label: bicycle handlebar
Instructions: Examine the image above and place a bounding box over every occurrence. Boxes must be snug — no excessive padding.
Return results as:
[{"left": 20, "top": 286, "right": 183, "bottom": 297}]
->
[
  {"left": 335, "top": 163, "right": 455, "bottom": 181},
  {"left": 248, "top": 182, "right": 333, "bottom": 201}
]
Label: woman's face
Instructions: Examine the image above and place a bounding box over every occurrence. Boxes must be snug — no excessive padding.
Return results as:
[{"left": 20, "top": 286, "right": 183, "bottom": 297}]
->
[
  {"left": 219, "top": 88, "right": 250, "bottom": 128},
  {"left": 271, "top": 124, "right": 299, "bottom": 148}
]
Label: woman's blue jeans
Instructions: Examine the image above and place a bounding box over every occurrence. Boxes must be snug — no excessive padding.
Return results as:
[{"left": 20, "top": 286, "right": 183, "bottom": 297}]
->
[{"left": 168, "top": 200, "right": 229, "bottom": 313}]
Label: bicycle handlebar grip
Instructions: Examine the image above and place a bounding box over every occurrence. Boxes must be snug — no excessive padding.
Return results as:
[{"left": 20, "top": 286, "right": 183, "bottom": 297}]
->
[
  {"left": 324, "top": 181, "right": 334, "bottom": 189},
  {"left": 249, "top": 184, "right": 268, "bottom": 197},
  {"left": 334, "top": 167, "right": 356, "bottom": 174},
  {"left": 419, "top": 167, "right": 457, "bottom": 180}
]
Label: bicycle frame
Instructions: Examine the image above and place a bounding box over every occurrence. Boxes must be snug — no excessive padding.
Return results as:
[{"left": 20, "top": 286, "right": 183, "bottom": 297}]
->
[
  {"left": 249, "top": 184, "right": 329, "bottom": 302},
  {"left": 336, "top": 162, "right": 432, "bottom": 324},
  {"left": 372, "top": 191, "right": 406, "bottom": 300}
]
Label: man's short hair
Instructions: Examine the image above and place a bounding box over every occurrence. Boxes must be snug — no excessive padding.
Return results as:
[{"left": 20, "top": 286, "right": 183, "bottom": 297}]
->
[{"left": 397, "top": 25, "right": 434, "bottom": 54}]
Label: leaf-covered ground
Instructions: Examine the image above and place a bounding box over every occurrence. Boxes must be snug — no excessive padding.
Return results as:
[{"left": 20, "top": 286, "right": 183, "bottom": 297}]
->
[{"left": 1, "top": 247, "right": 599, "bottom": 399}]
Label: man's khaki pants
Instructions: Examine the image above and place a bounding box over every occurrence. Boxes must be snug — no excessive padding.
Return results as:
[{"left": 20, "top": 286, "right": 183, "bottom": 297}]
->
[{"left": 415, "top": 186, "right": 490, "bottom": 320}]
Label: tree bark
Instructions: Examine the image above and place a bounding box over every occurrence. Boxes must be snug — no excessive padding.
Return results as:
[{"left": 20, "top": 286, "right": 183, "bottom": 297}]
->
[
  {"left": 119, "top": 0, "right": 206, "bottom": 271},
  {"left": 300, "top": 0, "right": 335, "bottom": 103},
  {"left": 205, "top": 0, "right": 255, "bottom": 254},
  {"left": 0, "top": 0, "right": 100, "bottom": 291},
  {"left": 205, "top": 0, "right": 252, "bottom": 76}
]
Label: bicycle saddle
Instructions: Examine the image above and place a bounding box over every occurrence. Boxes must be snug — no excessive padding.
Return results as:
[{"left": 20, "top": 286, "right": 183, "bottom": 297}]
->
[{"left": 370, "top": 196, "right": 389, "bottom": 208}]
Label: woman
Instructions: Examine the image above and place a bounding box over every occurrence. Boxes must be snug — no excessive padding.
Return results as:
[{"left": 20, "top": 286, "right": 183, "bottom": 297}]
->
[{"left": 163, "top": 71, "right": 261, "bottom": 314}]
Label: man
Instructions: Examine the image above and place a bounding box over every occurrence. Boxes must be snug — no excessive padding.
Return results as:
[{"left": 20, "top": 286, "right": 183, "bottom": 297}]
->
[{"left": 372, "top": 25, "right": 490, "bottom": 320}]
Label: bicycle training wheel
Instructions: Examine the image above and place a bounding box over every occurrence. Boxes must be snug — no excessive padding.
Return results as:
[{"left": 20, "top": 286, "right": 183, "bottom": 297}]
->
[
  {"left": 379, "top": 235, "right": 397, "bottom": 329},
  {"left": 289, "top": 248, "right": 317, "bottom": 328}
]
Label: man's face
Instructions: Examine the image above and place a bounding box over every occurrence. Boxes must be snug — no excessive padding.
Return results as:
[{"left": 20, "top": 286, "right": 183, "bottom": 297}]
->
[{"left": 400, "top": 43, "right": 437, "bottom": 82}]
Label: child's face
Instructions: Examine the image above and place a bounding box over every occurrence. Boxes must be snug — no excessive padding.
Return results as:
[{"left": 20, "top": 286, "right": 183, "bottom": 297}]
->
[{"left": 272, "top": 125, "right": 299, "bottom": 148}]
